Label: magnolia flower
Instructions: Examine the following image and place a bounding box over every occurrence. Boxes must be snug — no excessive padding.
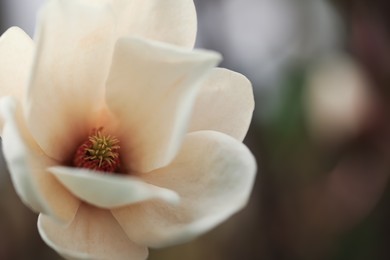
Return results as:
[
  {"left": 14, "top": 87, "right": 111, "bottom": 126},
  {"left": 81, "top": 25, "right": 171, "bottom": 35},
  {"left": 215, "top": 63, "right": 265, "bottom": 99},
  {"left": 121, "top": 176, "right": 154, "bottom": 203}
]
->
[{"left": 0, "top": 0, "right": 256, "bottom": 259}]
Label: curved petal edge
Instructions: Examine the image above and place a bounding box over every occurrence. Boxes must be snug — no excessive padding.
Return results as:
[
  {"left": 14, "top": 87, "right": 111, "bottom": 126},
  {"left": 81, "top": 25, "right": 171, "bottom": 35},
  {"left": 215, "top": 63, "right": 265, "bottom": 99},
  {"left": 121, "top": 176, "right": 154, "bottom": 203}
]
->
[
  {"left": 49, "top": 166, "right": 180, "bottom": 209},
  {"left": 113, "top": 130, "right": 257, "bottom": 247}
]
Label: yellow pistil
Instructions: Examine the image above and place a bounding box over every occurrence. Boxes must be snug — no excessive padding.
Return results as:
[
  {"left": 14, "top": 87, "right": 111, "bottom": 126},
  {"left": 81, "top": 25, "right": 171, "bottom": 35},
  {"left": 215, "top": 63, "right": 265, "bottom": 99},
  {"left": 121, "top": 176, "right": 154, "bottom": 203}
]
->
[{"left": 73, "top": 127, "right": 120, "bottom": 173}]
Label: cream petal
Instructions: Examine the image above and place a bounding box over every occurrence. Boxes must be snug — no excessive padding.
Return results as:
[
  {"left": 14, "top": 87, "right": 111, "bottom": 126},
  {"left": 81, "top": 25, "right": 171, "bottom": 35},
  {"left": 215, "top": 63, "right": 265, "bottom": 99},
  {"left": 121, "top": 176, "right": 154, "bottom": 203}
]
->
[
  {"left": 0, "top": 27, "right": 33, "bottom": 128},
  {"left": 106, "top": 37, "right": 221, "bottom": 173},
  {"left": 188, "top": 68, "right": 254, "bottom": 141},
  {"left": 112, "top": 131, "right": 257, "bottom": 247},
  {"left": 26, "top": 0, "right": 116, "bottom": 161},
  {"left": 0, "top": 97, "right": 80, "bottom": 223},
  {"left": 49, "top": 166, "right": 179, "bottom": 209},
  {"left": 112, "top": 0, "right": 197, "bottom": 48},
  {"left": 38, "top": 204, "right": 148, "bottom": 260}
]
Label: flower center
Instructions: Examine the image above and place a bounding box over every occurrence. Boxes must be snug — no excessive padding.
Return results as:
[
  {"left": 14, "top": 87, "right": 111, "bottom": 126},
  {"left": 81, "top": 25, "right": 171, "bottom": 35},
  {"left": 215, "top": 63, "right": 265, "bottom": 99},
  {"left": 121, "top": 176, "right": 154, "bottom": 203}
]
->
[{"left": 73, "top": 127, "right": 120, "bottom": 173}]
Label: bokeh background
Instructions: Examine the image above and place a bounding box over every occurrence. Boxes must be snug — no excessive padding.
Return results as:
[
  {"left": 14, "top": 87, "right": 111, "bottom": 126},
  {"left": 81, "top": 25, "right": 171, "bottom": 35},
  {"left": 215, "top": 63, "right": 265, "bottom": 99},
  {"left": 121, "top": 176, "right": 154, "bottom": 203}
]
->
[{"left": 2, "top": 0, "right": 390, "bottom": 259}]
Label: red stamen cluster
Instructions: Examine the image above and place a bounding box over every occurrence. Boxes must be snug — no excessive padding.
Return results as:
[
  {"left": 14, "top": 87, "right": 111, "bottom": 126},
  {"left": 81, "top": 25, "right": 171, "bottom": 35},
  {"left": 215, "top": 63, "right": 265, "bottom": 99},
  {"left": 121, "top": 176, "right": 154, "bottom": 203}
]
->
[{"left": 73, "top": 127, "right": 120, "bottom": 173}]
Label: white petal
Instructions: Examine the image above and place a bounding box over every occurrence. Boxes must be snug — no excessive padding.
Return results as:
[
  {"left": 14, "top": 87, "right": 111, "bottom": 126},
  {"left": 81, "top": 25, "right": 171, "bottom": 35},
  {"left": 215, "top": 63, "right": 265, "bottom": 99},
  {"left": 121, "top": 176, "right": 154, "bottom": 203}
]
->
[
  {"left": 106, "top": 37, "right": 221, "bottom": 173},
  {"left": 0, "top": 27, "right": 33, "bottom": 128},
  {"left": 49, "top": 166, "right": 180, "bottom": 209},
  {"left": 112, "top": 0, "right": 197, "bottom": 48},
  {"left": 112, "top": 131, "right": 257, "bottom": 247},
  {"left": 188, "top": 68, "right": 254, "bottom": 141},
  {"left": 26, "top": 0, "right": 116, "bottom": 161},
  {"left": 38, "top": 204, "right": 148, "bottom": 260},
  {"left": 0, "top": 97, "right": 80, "bottom": 223}
]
